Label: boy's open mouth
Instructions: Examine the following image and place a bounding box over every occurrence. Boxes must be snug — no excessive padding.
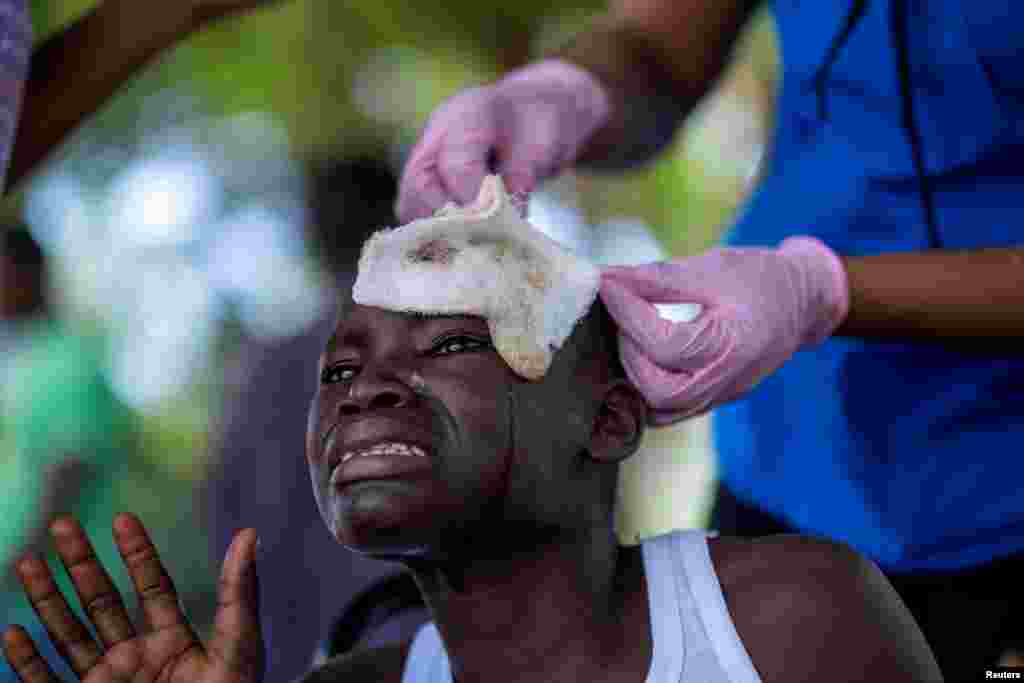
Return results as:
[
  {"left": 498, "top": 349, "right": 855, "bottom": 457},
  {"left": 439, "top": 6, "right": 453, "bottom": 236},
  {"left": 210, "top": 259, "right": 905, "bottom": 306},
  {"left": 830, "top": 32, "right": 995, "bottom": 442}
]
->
[{"left": 329, "top": 435, "right": 435, "bottom": 488}]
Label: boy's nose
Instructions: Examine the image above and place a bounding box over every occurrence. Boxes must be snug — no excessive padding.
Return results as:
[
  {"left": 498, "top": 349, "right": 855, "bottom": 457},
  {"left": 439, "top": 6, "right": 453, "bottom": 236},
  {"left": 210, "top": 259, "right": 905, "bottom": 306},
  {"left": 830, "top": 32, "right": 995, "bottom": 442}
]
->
[{"left": 337, "top": 377, "right": 412, "bottom": 415}]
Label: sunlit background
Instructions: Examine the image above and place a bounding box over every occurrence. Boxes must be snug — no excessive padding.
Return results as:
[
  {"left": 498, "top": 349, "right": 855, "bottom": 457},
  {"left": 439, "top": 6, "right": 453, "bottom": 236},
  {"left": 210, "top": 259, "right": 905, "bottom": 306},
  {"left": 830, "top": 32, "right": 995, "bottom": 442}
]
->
[{"left": 2, "top": 0, "right": 778, "bottom": 676}]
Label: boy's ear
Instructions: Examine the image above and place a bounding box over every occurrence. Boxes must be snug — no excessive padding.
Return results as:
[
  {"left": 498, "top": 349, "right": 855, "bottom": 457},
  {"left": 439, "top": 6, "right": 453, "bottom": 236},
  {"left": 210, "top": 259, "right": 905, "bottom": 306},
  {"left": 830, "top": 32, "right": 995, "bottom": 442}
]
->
[{"left": 588, "top": 380, "right": 647, "bottom": 463}]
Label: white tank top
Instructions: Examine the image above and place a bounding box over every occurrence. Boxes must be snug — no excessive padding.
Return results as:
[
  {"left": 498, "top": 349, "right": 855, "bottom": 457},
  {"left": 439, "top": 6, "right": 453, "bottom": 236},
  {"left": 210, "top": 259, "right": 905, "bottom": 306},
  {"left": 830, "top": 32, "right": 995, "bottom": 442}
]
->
[{"left": 400, "top": 530, "right": 762, "bottom": 682}]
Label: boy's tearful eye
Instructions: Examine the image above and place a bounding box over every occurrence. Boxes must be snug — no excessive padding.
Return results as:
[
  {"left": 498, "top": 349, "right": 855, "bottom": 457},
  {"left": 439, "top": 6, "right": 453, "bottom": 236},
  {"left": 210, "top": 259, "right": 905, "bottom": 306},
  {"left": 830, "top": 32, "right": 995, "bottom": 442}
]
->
[
  {"left": 432, "top": 335, "right": 491, "bottom": 356},
  {"left": 319, "top": 334, "right": 491, "bottom": 386},
  {"left": 321, "top": 365, "right": 357, "bottom": 385}
]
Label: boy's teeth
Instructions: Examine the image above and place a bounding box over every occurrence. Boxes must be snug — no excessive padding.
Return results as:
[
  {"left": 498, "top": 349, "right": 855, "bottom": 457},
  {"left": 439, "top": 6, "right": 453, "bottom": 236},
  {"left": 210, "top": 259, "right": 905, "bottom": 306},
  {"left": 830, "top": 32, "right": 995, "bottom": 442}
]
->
[{"left": 340, "top": 442, "right": 427, "bottom": 464}]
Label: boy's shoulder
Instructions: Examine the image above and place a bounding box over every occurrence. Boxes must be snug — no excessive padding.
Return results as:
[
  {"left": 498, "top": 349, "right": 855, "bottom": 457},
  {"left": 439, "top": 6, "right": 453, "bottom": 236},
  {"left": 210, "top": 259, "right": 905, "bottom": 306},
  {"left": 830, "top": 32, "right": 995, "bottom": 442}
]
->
[
  {"left": 296, "top": 639, "right": 412, "bottom": 683},
  {"left": 708, "top": 532, "right": 868, "bottom": 586},
  {"left": 706, "top": 532, "right": 876, "bottom": 642},
  {"left": 705, "top": 534, "right": 941, "bottom": 682}
]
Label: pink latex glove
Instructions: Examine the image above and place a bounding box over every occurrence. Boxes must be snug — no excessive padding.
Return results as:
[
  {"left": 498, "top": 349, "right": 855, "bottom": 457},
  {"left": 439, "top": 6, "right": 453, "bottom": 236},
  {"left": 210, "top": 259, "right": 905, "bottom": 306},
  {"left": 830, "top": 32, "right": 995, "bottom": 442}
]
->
[
  {"left": 396, "top": 59, "right": 611, "bottom": 223},
  {"left": 599, "top": 236, "right": 850, "bottom": 425}
]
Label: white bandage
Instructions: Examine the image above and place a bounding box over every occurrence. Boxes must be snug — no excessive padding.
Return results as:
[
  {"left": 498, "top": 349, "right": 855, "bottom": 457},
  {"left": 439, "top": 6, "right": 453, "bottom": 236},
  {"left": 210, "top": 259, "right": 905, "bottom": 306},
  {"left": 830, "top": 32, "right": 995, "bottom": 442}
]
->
[{"left": 353, "top": 175, "right": 601, "bottom": 380}]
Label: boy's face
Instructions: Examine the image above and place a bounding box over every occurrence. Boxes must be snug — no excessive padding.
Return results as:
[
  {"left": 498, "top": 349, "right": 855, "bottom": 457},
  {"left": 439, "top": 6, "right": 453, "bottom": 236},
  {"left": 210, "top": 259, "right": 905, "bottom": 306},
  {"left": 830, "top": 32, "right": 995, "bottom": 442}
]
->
[{"left": 306, "top": 297, "right": 612, "bottom": 558}]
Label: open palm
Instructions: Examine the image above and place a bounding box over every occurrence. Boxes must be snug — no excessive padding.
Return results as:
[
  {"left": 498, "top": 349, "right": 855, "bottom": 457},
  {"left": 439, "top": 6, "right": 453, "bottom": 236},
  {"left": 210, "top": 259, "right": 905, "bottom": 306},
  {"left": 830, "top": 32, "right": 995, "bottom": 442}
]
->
[{"left": 1, "top": 513, "right": 264, "bottom": 683}]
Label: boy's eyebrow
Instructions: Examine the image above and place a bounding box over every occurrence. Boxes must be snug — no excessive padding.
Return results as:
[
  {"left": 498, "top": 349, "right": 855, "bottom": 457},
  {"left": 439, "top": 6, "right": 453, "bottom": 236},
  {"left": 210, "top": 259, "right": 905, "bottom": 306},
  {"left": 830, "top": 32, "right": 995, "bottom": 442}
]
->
[
  {"left": 428, "top": 314, "right": 485, "bottom": 324},
  {"left": 325, "top": 314, "right": 488, "bottom": 353}
]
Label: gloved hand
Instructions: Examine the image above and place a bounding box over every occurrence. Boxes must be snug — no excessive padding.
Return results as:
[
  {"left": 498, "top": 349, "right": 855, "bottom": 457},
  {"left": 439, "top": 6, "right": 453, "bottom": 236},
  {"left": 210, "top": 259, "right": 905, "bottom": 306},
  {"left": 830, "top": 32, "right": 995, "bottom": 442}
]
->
[
  {"left": 396, "top": 59, "right": 611, "bottom": 223},
  {"left": 599, "top": 236, "right": 850, "bottom": 425}
]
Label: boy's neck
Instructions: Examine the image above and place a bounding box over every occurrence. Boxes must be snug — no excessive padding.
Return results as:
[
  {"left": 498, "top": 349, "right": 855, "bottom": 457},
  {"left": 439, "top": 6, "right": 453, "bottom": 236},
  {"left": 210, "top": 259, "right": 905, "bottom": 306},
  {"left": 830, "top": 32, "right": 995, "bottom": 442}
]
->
[{"left": 403, "top": 525, "right": 652, "bottom": 683}]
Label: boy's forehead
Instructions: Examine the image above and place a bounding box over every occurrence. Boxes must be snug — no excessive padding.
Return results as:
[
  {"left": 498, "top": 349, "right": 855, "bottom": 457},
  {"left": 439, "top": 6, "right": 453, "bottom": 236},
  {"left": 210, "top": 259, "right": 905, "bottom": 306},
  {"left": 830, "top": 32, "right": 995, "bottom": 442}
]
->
[{"left": 336, "top": 298, "right": 484, "bottom": 325}]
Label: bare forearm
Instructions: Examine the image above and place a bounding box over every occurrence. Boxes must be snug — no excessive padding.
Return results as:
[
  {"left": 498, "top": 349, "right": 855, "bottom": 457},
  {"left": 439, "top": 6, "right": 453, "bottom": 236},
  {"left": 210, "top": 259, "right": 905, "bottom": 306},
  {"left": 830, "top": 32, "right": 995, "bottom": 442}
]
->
[
  {"left": 836, "top": 247, "right": 1024, "bottom": 349},
  {"left": 5, "top": 1, "right": 203, "bottom": 192},
  {"left": 550, "top": 1, "right": 760, "bottom": 169}
]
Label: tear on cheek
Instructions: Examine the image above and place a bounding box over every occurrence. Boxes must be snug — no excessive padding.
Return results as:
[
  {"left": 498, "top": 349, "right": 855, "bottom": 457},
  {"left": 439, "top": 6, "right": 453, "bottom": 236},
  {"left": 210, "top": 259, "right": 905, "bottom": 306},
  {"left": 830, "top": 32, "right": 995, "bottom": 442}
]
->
[
  {"left": 405, "top": 371, "right": 444, "bottom": 409},
  {"left": 410, "top": 372, "right": 428, "bottom": 395}
]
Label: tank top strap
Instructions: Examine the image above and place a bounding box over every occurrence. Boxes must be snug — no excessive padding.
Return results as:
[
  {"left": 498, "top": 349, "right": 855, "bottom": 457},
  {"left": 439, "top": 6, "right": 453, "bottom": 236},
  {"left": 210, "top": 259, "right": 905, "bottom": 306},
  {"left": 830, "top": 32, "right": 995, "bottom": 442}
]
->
[
  {"left": 660, "top": 530, "right": 761, "bottom": 683},
  {"left": 639, "top": 531, "right": 686, "bottom": 681},
  {"left": 401, "top": 621, "right": 452, "bottom": 683}
]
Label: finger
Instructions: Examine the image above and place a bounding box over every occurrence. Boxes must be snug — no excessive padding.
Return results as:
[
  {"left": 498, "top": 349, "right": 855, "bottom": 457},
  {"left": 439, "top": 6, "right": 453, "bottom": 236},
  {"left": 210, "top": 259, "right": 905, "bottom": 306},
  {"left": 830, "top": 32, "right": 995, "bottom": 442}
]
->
[
  {"left": 618, "top": 334, "right": 714, "bottom": 419},
  {"left": 648, "top": 407, "right": 698, "bottom": 427},
  {"left": 601, "top": 263, "right": 715, "bottom": 307},
  {"left": 14, "top": 553, "right": 103, "bottom": 678},
  {"left": 48, "top": 516, "right": 137, "bottom": 649},
  {"left": 397, "top": 158, "right": 451, "bottom": 224},
  {"left": 397, "top": 121, "right": 455, "bottom": 224},
  {"left": 493, "top": 105, "right": 563, "bottom": 198},
  {"left": 207, "top": 529, "right": 264, "bottom": 680},
  {"left": 111, "top": 513, "right": 196, "bottom": 637},
  {"left": 436, "top": 114, "right": 496, "bottom": 206},
  {"left": 601, "top": 278, "right": 724, "bottom": 370},
  {"left": 2, "top": 625, "right": 61, "bottom": 683}
]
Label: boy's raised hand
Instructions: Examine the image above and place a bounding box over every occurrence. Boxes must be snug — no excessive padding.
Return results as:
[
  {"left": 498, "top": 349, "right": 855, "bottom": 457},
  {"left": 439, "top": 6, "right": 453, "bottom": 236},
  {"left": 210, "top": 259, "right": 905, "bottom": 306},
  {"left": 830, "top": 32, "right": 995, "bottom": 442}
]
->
[{"left": 1, "top": 514, "right": 264, "bottom": 683}]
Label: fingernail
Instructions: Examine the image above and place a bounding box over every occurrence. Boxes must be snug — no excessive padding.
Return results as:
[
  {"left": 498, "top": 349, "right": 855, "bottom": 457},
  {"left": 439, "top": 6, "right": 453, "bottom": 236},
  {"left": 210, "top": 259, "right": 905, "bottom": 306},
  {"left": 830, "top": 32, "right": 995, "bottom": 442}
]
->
[
  {"left": 16, "top": 556, "right": 38, "bottom": 574},
  {"left": 224, "top": 536, "right": 238, "bottom": 563}
]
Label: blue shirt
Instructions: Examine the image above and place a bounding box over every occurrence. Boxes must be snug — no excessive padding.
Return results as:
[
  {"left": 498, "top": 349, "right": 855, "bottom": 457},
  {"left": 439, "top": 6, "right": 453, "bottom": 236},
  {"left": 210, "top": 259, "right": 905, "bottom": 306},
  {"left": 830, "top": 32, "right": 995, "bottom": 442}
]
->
[{"left": 714, "top": 0, "right": 1024, "bottom": 572}]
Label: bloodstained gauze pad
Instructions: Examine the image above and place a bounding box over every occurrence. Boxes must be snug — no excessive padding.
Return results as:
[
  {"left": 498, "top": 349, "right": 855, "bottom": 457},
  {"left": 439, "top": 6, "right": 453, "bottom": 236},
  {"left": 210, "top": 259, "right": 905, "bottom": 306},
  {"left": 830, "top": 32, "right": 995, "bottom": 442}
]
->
[{"left": 352, "top": 175, "right": 601, "bottom": 380}]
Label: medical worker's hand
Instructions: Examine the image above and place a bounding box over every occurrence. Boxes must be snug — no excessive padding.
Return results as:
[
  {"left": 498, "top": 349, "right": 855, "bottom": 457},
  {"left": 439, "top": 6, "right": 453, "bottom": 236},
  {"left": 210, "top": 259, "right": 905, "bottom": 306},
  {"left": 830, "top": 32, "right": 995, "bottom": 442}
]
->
[
  {"left": 397, "top": 59, "right": 612, "bottom": 223},
  {"left": 2, "top": 514, "right": 264, "bottom": 683},
  {"left": 600, "top": 237, "right": 850, "bottom": 425}
]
